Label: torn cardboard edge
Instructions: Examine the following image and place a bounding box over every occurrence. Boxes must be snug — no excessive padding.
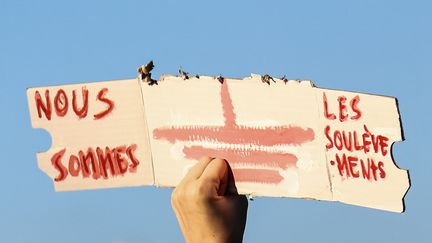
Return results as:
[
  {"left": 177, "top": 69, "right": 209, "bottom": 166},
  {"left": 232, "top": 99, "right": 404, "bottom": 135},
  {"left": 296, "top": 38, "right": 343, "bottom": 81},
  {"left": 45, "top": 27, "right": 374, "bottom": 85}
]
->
[{"left": 27, "top": 73, "right": 410, "bottom": 213}]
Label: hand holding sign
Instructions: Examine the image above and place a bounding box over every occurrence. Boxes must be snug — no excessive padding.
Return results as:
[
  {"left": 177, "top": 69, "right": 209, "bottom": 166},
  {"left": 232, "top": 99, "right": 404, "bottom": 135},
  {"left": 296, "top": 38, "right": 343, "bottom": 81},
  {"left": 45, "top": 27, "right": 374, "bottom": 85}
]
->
[
  {"left": 27, "top": 74, "right": 409, "bottom": 212},
  {"left": 172, "top": 156, "right": 248, "bottom": 243}
]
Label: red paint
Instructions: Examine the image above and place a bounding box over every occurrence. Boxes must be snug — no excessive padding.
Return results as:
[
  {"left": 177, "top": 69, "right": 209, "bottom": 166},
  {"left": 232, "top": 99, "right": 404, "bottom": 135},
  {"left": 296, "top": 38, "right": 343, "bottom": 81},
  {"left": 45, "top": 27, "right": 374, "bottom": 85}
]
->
[
  {"left": 378, "top": 161, "right": 385, "bottom": 179},
  {"left": 153, "top": 81, "right": 315, "bottom": 185},
  {"left": 334, "top": 131, "right": 343, "bottom": 150},
  {"left": 72, "top": 87, "right": 89, "bottom": 119},
  {"left": 114, "top": 146, "right": 128, "bottom": 175},
  {"left": 33, "top": 87, "right": 114, "bottom": 121},
  {"left": 337, "top": 96, "right": 348, "bottom": 122},
  {"left": 360, "top": 158, "right": 385, "bottom": 180},
  {"left": 335, "top": 153, "right": 350, "bottom": 177},
  {"left": 342, "top": 131, "right": 353, "bottom": 152},
  {"left": 323, "top": 92, "right": 336, "bottom": 120},
  {"left": 360, "top": 157, "right": 379, "bottom": 181},
  {"left": 325, "top": 125, "right": 389, "bottom": 156},
  {"left": 153, "top": 126, "right": 314, "bottom": 146},
  {"left": 51, "top": 144, "right": 140, "bottom": 182},
  {"left": 94, "top": 88, "right": 115, "bottom": 120},
  {"left": 335, "top": 153, "right": 360, "bottom": 178},
  {"left": 51, "top": 148, "right": 67, "bottom": 182},
  {"left": 353, "top": 131, "right": 363, "bottom": 151},
  {"left": 183, "top": 146, "right": 297, "bottom": 169},
  {"left": 379, "top": 137, "right": 389, "bottom": 156},
  {"left": 54, "top": 89, "right": 68, "bottom": 117},
  {"left": 78, "top": 147, "right": 101, "bottom": 180},
  {"left": 323, "top": 92, "right": 388, "bottom": 182},
  {"left": 323, "top": 92, "right": 363, "bottom": 122},
  {"left": 154, "top": 125, "right": 314, "bottom": 146},
  {"left": 347, "top": 155, "right": 360, "bottom": 178},
  {"left": 332, "top": 152, "right": 386, "bottom": 181},
  {"left": 231, "top": 168, "right": 284, "bottom": 184},
  {"left": 362, "top": 129, "right": 371, "bottom": 153},
  {"left": 360, "top": 158, "right": 371, "bottom": 180},
  {"left": 35, "top": 90, "right": 52, "bottom": 120},
  {"left": 363, "top": 125, "right": 389, "bottom": 156},
  {"left": 221, "top": 79, "right": 237, "bottom": 128},
  {"left": 68, "top": 155, "right": 81, "bottom": 177},
  {"left": 350, "top": 95, "right": 361, "bottom": 120},
  {"left": 325, "top": 125, "right": 333, "bottom": 150},
  {"left": 96, "top": 147, "right": 116, "bottom": 179},
  {"left": 126, "top": 144, "right": 140, "bottom": 172},
  {"left": 153, "top": 82, "right": 314, "bottom": 146}
]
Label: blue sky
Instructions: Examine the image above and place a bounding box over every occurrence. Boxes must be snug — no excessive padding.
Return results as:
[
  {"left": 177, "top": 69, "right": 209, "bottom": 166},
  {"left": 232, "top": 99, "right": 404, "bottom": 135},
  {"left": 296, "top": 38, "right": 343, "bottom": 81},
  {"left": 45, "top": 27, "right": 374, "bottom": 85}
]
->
[{"left": 1, "top": 0, "right": 430, "bottom": 242}]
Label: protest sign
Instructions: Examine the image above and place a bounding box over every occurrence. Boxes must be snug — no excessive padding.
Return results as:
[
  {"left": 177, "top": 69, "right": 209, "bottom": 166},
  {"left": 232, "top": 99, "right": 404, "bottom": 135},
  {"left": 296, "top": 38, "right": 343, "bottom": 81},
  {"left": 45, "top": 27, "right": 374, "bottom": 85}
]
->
[{"left": 27, "top": 74, "right": 409, "bottom": 212}]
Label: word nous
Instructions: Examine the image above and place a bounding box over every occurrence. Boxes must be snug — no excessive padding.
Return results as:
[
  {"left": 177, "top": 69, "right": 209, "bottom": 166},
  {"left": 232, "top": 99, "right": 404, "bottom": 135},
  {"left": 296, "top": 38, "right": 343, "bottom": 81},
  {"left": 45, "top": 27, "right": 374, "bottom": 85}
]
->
[{"left": 34, "top": 87, "right": 114, "bottom": 120}]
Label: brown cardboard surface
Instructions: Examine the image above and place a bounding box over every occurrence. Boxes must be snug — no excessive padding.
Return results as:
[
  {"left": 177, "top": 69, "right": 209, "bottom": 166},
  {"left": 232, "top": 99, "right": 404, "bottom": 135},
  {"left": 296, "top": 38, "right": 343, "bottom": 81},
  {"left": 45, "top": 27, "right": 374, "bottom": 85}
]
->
[{"left": 27, "top": 74, "right": 409, "bottom": 212}]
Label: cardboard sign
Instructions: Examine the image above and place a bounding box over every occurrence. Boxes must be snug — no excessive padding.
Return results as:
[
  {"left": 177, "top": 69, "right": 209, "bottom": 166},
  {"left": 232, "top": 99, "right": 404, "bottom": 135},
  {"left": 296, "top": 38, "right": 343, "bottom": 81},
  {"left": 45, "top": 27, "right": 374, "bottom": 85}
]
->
[
  {"left": 27, "top": 74, "right": 409, "bottom": 212},
  {"left": 26, "top": 80, "right": 153, "bottom": 190}
]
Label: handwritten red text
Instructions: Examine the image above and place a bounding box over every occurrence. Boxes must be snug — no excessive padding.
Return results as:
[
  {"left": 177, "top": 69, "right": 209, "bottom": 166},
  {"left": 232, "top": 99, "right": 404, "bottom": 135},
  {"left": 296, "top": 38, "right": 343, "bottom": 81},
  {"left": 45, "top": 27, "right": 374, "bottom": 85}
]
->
[
  {"left": 323, "top": 92, "right": 388, "bottom": 181},
  {"left": 51, "top": 144, "right": 140, "bottom": 182},
  {"left": 34, "top": 87, "right": 115, "bottom": 121}
]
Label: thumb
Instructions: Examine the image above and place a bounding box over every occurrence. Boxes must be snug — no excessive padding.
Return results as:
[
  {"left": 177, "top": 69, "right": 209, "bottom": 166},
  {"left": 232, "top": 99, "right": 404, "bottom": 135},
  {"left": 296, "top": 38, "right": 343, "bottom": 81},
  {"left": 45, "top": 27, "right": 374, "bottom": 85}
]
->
[{"left": 200, "top": 158, "right": 229, "bottom": 196}]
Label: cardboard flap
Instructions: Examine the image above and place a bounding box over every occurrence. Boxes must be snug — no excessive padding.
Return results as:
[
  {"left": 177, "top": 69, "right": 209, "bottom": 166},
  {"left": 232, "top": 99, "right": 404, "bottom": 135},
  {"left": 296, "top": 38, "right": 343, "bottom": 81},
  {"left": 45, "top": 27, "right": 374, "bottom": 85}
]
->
[
  {"left": 316, "top": 88, "right": 409, "bottom": 212},
  {"left": 26, "top": 79, "right": 154, "bottom": 191}
]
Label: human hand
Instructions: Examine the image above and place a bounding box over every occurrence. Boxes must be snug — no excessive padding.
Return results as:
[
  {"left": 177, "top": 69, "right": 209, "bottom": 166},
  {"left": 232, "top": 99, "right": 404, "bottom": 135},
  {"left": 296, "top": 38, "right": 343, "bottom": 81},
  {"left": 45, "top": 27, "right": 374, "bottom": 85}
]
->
[{"left": 171, "top": 156, "right": 248, "bottom": 243}]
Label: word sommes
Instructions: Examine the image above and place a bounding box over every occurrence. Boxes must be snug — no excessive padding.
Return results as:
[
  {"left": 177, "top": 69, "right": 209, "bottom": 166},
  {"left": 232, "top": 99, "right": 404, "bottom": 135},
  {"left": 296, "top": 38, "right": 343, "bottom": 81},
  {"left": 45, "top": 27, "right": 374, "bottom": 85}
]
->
[{"left": 51, "top": 144, "right": 140, "bottom": 182}]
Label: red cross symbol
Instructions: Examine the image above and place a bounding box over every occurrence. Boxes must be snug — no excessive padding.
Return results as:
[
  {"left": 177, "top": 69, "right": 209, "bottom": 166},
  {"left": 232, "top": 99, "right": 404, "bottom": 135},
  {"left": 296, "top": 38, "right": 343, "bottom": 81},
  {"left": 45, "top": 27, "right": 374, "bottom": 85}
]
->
[{"left": 153, "top": 80, "right": 315, "bottom": 184}]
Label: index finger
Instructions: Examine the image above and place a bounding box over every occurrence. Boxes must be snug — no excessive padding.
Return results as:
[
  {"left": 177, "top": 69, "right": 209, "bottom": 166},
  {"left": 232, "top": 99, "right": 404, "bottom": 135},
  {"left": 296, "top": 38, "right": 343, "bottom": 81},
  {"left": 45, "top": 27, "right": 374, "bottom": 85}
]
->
[{"left": 182, "top": 156, "right": 214, "bottom": 181}]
